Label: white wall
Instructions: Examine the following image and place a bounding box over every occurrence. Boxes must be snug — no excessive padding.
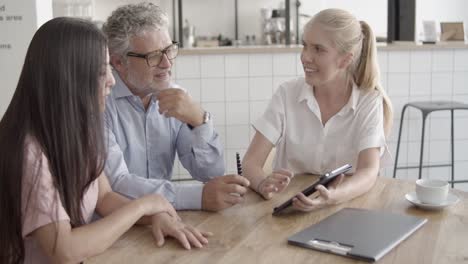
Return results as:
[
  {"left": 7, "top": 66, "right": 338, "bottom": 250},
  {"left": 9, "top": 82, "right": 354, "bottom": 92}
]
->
[{"left": 0, "top": 0, "right": 53, "bottom": 117}]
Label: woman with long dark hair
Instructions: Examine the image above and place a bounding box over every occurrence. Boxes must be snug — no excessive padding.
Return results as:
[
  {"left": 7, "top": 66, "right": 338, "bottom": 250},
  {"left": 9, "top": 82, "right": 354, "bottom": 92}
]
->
[{"left": 0, "top": 17, "right": 210, "bottom": 264}]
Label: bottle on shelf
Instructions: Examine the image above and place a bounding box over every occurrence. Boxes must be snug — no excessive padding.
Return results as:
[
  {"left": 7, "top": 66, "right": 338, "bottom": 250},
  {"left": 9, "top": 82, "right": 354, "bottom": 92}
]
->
[
  {"left": 64, "top": 0, "right": 93, "bottom": 19},
  {"left": 183, "top": 19, "right": 195, "bottom": 48}
]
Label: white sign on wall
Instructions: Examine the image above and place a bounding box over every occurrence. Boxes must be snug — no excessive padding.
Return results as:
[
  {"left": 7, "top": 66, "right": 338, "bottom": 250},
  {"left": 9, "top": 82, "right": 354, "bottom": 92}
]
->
[{"left": 0, "top": 0, "right": 52, "bottom": 118}]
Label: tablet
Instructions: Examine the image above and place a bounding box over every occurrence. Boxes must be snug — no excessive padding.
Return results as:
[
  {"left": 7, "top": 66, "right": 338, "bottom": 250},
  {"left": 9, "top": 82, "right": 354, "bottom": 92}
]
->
[{"left": 272, "top": 164, "right": 352, "bottom": 216}]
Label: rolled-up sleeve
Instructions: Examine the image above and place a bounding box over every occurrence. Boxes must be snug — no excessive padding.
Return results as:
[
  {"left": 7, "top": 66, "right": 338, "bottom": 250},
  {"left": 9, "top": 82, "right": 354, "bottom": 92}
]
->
[
  {"left": 357, "top": 94, "right": 386, "bottom": 153},
  {"left": 175, "top": 118, "right": 225, "bottom": 182},
  {"left": 252, "top": 88, "right": 285, "bottom": 145}
]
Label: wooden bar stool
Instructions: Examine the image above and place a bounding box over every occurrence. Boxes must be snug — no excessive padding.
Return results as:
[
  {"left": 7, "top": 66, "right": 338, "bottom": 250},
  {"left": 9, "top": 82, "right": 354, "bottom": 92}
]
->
[{"left": 393, "top": 101, "right": 468, "bottom": 187}]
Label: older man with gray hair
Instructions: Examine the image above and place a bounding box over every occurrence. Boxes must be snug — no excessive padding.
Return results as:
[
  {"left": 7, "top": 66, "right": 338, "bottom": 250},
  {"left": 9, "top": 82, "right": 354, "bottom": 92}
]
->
[{"left": 102, "top": 2, "right": 249, "bottom": 218}]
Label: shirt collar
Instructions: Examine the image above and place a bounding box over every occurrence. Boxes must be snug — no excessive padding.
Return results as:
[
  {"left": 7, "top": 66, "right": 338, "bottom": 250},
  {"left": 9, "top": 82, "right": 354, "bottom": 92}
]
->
[
  {"left": 297, "top": 81, "right": 321, "bottom": 116},
  {"left": 342, "top": 82, "right": 360, "bottom": 114},
  {"left": 297, "top": 81, "right": 360, "bottom": 115},
  {"left": 112, "top": 69, "right": 134, "bottom": 99},
  {"left": 297, "top": 81, "right": 314, "bottom": 103}
]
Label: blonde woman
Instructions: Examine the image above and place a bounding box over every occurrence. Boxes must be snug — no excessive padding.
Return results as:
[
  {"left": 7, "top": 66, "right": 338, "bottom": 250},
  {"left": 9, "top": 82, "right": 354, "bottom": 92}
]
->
[{"left": 243, "top": 8, "right": 393, "bottom": 212}]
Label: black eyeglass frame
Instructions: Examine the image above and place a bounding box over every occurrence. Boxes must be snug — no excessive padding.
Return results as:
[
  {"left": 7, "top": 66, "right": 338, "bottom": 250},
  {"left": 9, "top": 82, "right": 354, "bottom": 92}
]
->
[{"left": 126, "top": 41, "right": 179, "bottom": 67}]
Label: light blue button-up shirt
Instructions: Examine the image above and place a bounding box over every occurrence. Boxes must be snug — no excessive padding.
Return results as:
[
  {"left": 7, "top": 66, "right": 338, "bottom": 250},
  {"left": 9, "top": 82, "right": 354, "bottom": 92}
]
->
[{"left": 104, "top": 72, "right": 225, "bottom": 210}]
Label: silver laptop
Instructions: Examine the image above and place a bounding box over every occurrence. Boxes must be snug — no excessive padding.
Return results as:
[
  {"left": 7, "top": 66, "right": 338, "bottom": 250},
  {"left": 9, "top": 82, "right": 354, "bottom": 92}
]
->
[{"left": 288, "top": 208, "right": 427, "bottom": 262}]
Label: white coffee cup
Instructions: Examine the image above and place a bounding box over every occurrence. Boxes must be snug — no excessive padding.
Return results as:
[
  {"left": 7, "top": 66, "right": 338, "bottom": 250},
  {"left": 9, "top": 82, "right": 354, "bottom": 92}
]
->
[{"left": 415, "top": 179, "right": 449, "bottom": 205}]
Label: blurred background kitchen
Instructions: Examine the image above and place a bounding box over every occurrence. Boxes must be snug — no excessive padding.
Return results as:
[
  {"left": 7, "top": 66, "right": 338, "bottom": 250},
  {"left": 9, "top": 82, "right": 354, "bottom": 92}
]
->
[
  {"left": 51, "top": 0, "right": 468, "bottom": 47},
  {"left": 2, "top": 0, "right": 468, "bottom": 190}
]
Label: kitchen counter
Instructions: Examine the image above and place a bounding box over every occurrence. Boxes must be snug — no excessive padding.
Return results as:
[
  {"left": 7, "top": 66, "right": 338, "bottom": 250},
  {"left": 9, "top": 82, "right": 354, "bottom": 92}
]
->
[{"left": 179, "top": 41, "right": 468, "bottom": 55}]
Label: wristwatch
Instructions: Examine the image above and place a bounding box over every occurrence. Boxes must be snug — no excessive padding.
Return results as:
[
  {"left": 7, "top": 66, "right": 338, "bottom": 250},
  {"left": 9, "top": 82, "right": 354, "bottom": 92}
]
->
[
  {"left": 188, "top": 110, "right": 211, "bottom": 130},
  {"left": 202, "top": 110, "right": 211, "bottom": 124}
]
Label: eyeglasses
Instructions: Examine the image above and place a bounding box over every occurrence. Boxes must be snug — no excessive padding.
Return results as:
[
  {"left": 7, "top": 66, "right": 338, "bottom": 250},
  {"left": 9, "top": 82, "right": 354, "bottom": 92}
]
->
[{"left": 126, "top": 41, "right": 179, "bottom": 67}]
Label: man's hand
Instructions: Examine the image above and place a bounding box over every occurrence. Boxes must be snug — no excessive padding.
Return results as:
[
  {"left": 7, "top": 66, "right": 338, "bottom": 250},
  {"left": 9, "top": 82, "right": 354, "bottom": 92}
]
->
[
  {"left": 151, "top": 212, "right": 212, "bottom": 250},
  {"left": 202, "top": 174, "right": 250, "bottom": 211},
  {"left": 156, "top": 88, "right": 204, "bottom": 127}
]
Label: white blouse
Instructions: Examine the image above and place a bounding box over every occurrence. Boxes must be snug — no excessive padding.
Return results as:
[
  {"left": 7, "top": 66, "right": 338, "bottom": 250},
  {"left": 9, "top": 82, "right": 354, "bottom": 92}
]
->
[{"left": 253, "top": 77, "right": 387, "bottom": 175}]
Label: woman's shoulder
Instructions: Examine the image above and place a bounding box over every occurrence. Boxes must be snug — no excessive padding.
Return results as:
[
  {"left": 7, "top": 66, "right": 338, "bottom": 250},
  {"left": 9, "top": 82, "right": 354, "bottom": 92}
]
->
[
  {"left": 275, "top": 77, "right": 308, "bottom": 97},
  {"left": 24, "top": 135, "right": 44, "bottom": 160},
  {"left": 23, "top": 136, "right": 50, "bottom": 180},
  {"left": 277, "top": 76, "right": 306, "bottom": 89},
  {"left": 356, "top": 87, "right": 384, "bottom": 108},
  {"left": 22, "top": 136, "right": 56, "bottom": 204}
]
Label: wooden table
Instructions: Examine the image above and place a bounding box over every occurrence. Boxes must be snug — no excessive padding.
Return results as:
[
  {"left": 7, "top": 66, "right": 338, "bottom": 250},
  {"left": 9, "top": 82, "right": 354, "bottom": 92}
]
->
[{"left": 87, "top": 175, "right": 468, "bottom": 264}]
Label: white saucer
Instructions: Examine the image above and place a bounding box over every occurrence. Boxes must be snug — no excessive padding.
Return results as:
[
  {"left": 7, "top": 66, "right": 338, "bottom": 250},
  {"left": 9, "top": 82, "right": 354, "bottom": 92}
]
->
[{"left": 405, "top": 191, "right": 460, "bottom": 210}]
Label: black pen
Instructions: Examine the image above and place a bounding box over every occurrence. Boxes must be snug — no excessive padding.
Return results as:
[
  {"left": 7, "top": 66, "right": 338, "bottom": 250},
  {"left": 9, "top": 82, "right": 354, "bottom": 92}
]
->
[{"left": 236, "top": 152, "right": 242, "bottom": 176}]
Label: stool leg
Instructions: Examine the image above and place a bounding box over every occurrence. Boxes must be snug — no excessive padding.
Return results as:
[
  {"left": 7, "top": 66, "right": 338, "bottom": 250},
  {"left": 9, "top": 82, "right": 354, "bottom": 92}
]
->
[
  {"left": 451, "top": 110, "right": 455, "bottom": 188},
  {"left": 418, "top": 114, "right": 428, "bottom": 180},
  {"left": 393, "top": 105, "right": 409, "bottom": 178}
]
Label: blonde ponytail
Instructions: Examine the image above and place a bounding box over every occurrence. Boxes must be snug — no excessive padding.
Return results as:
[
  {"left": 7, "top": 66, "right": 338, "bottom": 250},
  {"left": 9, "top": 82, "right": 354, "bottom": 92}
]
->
[
  {"left": 353, "top": 21, "right": 393, "bottom": 137},
  {"left": 356, "top": 21, "right": 393, "bottom": 137}
]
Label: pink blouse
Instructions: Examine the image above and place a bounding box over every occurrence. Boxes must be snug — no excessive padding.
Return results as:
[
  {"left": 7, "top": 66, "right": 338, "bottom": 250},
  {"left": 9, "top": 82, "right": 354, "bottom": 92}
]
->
[{"left": 21, "top": 138, "right": 99, "bottom": 263}]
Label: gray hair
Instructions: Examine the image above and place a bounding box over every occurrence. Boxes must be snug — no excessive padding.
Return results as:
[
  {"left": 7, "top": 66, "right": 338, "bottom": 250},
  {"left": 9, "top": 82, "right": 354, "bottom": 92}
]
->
[{"left": 102, "top": 2, "right": 169, "bottom": 57}]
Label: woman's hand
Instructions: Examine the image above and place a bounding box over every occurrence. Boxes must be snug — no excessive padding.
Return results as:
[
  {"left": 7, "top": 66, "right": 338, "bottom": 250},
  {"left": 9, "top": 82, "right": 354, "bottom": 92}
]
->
[
  {"left": 292, "top": 174, "right": 345, "bottom": 211},
  {"left": 139, "top": 194, "right": 179, "bottom": 219},
  {"left": 257, "top": 169, "right": 294, "bottom": 199},
  {"left": 151, "top": 213, "right": 213, "bottom": 250}
]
